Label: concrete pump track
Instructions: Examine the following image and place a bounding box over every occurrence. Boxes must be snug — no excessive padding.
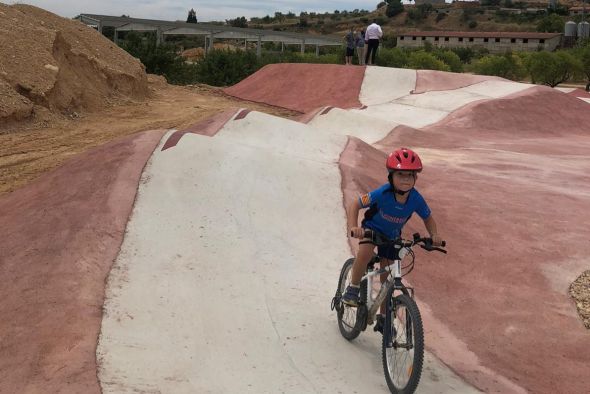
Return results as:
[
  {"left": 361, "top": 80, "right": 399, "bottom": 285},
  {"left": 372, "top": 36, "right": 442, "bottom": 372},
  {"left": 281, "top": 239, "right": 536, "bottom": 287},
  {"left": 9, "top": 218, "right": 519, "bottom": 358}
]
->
[{"left": 1, "top": 64, "right": 590, "bottom": 393}]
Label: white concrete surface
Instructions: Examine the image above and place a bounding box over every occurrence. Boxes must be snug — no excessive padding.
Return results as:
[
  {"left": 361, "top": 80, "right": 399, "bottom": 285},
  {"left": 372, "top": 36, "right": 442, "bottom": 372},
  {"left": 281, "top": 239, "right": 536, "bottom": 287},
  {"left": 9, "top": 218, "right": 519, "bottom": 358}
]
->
[
  {"left": 396, "top": 90, "right": 489, "bottom": 113},
  {"left": 460, "top": 80, "right": 532, "bottom": 98},
  {"left": 353, "top": 103, "right": 450, "bottom": 129},
  {"left": 307, "top": 107, "right": 398, "bottom": 144},
  {"left": 215, "top": 111, "right": 346, "bottom": 161},
  {"left": 555, "top": 87, "right": 577, "bottom": 93},
  {"left": 97, "top": 70, "right": 491, "bottom": 393},
  {"left": 580, "top": 97, "right": 590, "bottom": 104},
  {"left": 360, "top": 67, "right": 417, "bottom": 106}
]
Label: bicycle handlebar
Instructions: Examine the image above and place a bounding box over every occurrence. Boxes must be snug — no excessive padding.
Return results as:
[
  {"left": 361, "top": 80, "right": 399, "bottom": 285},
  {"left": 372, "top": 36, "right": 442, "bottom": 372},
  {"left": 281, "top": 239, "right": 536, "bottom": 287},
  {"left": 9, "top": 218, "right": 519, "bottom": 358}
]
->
[{"left": 352, "top": 229, "right": 447, "bottom": 254}]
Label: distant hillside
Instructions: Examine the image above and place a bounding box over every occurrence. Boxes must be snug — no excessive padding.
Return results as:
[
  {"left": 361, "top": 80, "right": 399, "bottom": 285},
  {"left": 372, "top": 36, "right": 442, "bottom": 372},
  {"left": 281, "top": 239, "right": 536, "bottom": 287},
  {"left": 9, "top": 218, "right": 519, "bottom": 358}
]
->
[{"left": 231, "top": 1, "right": 585, "bottom": 39}]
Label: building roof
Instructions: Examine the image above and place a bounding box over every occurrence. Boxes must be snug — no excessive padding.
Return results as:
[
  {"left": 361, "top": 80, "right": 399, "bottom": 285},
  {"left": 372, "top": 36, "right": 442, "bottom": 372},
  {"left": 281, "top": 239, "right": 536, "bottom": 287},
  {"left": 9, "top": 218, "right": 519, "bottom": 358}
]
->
[
  {"left": 400, "top": 31, "right": 562, "bottom": 39},
  {"left": 75, "top": 14, "right": 342, "bottom": 46}
]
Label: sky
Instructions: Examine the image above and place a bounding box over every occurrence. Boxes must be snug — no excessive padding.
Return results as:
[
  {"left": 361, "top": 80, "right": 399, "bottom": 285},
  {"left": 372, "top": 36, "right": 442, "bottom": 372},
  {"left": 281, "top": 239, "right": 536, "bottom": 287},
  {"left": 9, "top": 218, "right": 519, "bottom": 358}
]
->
[{"left": 8, "top": 1, "right": 411, "bottom": 22}]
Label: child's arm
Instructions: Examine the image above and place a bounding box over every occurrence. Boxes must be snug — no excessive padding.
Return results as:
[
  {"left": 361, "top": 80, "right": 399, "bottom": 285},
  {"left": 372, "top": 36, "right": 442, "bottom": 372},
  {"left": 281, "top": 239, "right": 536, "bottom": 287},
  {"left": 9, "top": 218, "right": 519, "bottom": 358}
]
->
[
  {"left": 423, "top": 215, "right": 443, "bottom": 246},
  {"left": 347, "top": 199, "right": 364, "bottom": 238}
]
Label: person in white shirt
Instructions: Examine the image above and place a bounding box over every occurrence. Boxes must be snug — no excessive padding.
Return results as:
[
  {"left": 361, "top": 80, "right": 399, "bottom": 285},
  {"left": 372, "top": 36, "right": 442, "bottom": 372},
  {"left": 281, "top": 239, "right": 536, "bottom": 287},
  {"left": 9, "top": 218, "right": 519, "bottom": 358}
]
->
[{"left": 365, "top": 20, "right": 383, "bottom": 65}]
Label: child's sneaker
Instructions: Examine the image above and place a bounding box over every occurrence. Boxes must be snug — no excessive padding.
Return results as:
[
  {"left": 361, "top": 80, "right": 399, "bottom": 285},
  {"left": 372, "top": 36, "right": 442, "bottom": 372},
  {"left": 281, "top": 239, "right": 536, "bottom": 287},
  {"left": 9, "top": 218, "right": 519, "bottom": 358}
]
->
[{"left": 341, "top": 285, "right": 360, "bottom": 306}]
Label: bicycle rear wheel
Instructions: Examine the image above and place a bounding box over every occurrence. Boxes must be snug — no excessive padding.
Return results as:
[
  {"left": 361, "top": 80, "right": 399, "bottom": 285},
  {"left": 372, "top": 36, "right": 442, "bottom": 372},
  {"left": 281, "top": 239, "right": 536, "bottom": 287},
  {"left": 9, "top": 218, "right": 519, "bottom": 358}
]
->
[
  {"left": 382, "top": 293, "right": 424, "bottom": 394},
  {"left": 336, "top": 258, "right": 365, "bottom": 340}
]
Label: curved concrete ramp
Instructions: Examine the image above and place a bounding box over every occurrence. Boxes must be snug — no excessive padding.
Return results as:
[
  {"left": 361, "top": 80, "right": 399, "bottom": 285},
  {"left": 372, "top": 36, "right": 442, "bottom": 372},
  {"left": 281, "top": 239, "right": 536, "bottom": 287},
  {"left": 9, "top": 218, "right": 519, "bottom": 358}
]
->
[
  {"left": 4, "top": 64, "right": 590, "bottom": 394},
  {"left": 97, "top": 112, "right": 479, "bottom": 393},
  {"left": 359, "top": 67, "right": 417, "bottom": 106}
]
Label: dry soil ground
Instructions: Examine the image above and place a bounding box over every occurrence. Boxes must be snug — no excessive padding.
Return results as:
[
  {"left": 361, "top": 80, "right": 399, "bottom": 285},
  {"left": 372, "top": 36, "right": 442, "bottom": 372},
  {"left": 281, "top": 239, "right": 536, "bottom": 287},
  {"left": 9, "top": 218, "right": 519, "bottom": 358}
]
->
[{"left": 0, "top": 77, "right": 297, "bottom": 196}]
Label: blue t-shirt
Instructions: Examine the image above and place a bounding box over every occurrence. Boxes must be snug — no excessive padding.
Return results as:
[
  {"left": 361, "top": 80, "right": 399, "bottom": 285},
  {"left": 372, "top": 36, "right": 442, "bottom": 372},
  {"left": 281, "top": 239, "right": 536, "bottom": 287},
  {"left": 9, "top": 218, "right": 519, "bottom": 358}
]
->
[{"left": 359, "top": 184, "right": 431, "bottom": 239}]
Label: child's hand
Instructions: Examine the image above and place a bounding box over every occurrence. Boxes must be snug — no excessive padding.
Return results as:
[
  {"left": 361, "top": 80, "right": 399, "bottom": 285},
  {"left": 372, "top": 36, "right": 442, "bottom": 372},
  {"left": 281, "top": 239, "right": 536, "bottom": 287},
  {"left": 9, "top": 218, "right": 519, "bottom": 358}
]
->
[{"left": 349, "top": 227, "right": 364, "bottom": 239}]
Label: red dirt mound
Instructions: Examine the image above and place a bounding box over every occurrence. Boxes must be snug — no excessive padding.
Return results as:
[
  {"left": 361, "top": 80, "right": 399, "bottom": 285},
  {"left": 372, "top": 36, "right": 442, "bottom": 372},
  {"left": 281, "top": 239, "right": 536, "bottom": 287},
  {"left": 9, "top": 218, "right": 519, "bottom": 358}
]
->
[
  {"left": 223, "top": 63, "right": 365, "bottom": 113},
  {"left": 414, "top": 70, "right": 505, "bottom": 94},
  {"left": 0, "top": 4, "right": 148, "bottom": 125},
  {"left": 367, "top": 85, "right": 590, "bottom": 393},
  {"left": 0, "top": 130, "right": 165, "bottom": 393}
]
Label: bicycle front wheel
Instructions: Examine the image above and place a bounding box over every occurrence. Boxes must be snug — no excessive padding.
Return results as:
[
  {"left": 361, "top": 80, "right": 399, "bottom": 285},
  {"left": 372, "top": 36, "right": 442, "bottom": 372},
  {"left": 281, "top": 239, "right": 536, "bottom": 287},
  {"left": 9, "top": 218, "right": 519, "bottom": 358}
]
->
[{"left": 382, "top": 293, "right": 424, "bottom": 394}]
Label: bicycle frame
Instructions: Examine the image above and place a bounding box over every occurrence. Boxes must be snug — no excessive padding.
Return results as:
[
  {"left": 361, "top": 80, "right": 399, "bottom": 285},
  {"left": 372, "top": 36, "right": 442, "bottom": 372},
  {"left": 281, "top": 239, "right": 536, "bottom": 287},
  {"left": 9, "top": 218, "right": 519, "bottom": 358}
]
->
[{"left": 363, "top": 246, "right": 413, "bottom": 324}]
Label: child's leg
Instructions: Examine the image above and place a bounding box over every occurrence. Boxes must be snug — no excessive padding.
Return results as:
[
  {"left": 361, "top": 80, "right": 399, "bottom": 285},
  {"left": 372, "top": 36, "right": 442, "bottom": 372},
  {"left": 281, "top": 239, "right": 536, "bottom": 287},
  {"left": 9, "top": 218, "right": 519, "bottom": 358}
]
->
[
  {"left": 350, "top": 241, "right": 376, "bottom": 286},
  {"left": 379, "top": 258, "right": 393, "bottom": 314}
]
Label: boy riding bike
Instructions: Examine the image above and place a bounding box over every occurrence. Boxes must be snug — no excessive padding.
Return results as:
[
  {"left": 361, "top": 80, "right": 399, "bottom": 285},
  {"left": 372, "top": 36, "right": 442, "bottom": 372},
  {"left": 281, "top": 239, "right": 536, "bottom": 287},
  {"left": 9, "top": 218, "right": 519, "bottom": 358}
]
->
[{"left": 343, "top": 147, "right": 443, "bottom": 331}]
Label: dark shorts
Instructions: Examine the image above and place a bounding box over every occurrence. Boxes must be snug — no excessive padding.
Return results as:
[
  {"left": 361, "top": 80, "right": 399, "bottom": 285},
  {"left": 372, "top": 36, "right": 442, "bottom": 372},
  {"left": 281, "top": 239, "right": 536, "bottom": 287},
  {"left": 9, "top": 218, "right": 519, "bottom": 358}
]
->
[
  {"left": 360, "top": 232, "right": 402, "bottom": 261},
  {"left": 346, "top": 47, "right": 355, "bottom": 56},
  {"left": 377, "top": 244, "right": 401, "bottom": 261}
]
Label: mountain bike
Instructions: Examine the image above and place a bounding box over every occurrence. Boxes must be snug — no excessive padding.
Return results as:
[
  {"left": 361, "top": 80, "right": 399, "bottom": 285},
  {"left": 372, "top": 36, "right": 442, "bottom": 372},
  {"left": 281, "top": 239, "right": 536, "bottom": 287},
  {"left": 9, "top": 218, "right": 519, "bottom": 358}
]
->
[{"left": 331, "top": 230, "right": 446, "bottom": 393}]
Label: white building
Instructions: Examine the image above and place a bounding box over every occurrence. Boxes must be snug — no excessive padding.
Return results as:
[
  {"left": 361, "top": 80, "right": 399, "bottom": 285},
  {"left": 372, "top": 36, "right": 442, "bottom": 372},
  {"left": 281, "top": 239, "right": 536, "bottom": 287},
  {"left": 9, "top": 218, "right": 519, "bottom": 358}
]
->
[{"left": 397, "top": 31, "right": 562, "bottom": 53}]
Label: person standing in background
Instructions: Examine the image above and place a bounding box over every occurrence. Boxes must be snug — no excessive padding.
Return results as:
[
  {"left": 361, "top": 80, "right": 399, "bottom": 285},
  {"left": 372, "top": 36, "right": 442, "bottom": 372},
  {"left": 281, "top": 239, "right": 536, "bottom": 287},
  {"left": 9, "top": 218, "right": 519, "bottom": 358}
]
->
[
  {"left": 365, "top": 19, "right": 383, "bottom": 65},
  {"left": 355, "top": 29, "right": 365, "bottom": 65},
  {"left": 344, "top": 26, "right": 356, "bottom": 65}
]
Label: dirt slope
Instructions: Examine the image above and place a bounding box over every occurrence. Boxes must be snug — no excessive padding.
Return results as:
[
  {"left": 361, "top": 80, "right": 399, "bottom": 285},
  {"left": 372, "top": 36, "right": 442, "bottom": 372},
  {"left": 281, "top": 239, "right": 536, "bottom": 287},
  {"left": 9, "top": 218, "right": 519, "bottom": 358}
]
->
[{"left": 0, "top": 3, "right": 148, "bottom": 124}]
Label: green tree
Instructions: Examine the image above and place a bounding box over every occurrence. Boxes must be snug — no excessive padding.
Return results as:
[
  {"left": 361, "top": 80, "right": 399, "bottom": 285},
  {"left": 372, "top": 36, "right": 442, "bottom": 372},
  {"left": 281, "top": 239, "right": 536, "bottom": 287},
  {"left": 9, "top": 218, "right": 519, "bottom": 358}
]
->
[
  {"left": 536, "top": 14, "right": 563, "bottom": 33},
  {"left": 574, "top": 44, "right": 590, "bottom": 90},
  {"left": 408, "top": 51, "right": 451, "bottom": 71},
  {"left": 187, "top": 8, "right": 197, "bottom": 23},
  {"left": 525, "top": 50, "right": 582, "bottom": 87},
  {"left": 471, "top": 53, "right": 526, "bottom": 80},
  {"left": 381, "top": 33, "right": 398, "bottom": 48},
  {"left": 195, "top": 49, "right": 260, "bottom": 86},
  {"left": 120, "top": 32, "right": 198, "bottom": 84},
  {"left": 386, "top": 0, "right": 404, "bottom": 18},
  {"left": 407, "top": 4, "right": 432, "bottom": 20},
  {"left": 434, "top": 49, "right": 463, "bottom": 72},
  {"left": 227, "top": 16, "right": 248, "bottom": 28}
]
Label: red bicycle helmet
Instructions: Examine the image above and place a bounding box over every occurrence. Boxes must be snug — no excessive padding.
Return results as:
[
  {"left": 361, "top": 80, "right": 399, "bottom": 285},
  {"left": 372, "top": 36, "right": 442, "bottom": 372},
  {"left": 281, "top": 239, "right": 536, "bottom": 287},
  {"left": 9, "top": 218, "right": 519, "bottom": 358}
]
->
[{"left": 386, "top": 148, "right": 423, "bottom": 172}]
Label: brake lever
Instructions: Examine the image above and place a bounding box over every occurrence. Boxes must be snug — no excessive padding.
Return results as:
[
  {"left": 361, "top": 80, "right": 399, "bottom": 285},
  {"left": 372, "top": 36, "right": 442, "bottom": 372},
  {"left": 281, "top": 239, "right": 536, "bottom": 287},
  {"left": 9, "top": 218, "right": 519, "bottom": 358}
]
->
[{"left": 419, "top": 244, "right": 448, "bottom": 254}]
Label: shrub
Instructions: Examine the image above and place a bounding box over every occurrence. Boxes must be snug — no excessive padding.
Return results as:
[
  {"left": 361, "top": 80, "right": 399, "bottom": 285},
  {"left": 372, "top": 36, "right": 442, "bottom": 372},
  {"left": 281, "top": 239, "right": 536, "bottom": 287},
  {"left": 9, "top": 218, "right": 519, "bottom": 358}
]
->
[
  {"left": 375, "top": 47, "right": 410, "bottom": 68},
  {"left": 120, "top": 32, "right": 199, "bottom": 85},
  {"left": 450, "top": 46, "right": 489, "bottom": 63},
  {"left": 436, "top": 12, "right": 447, "bottom": 23},
  {"left": 381, "top": 34, "right": 398, "bottom": 48},
  {"left": 434, "top": 49, "right": 463, "bottom": 72},
  {"left": 470, "top": 53, "right": 527, "bottom": 80},
  {"left": 408, "top": 51, "right": 451, "bottom": 71},
  {"left": 468, "top": 20, "right": 478, "bottom": 29},
  {"left": 386, "top": 0, "right": 405, "bottom": 18},
  {"left": 536, "top": 14, "right": 563, "bottom": 33},
  {"left": 194, "top": 49, "right": 261, "bottom": 86},
  {"left": 574, "top": 45, "right": 590, "bottom": 89},
  {"left": 525, "top": 50, "right": 582, "bottom": 86}
]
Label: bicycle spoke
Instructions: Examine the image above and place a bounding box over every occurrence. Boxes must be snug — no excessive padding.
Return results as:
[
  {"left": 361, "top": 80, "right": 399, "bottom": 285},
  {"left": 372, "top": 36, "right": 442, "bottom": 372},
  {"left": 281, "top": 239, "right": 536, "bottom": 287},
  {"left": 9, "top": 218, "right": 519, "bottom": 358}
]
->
[{"left": 383, "top": 295, "right": 423, "bottom": 392}]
